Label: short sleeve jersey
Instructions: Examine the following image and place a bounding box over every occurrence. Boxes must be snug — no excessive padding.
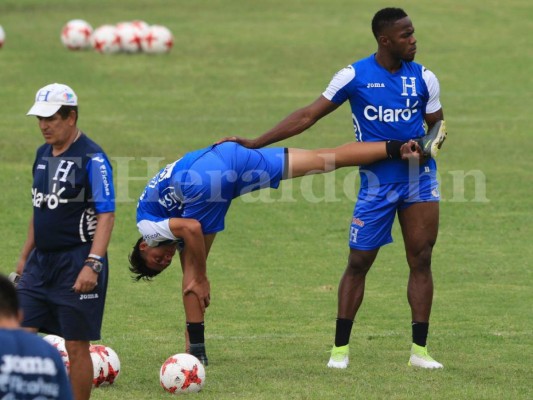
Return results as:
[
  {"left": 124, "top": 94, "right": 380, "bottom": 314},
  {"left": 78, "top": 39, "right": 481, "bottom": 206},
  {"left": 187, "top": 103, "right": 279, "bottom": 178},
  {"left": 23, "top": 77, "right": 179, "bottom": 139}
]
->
[
  {"left": 31, "top": 133, "right": 115, "bottom": 251},
  {"left": 322, "top": 54, "right": 442, "bottom": 186},
  {"left": 0, "top": 329, "right": 73, "bottom": 399},
  {"left": 136, "top": 143, "right": 287, "bottom": 246}
]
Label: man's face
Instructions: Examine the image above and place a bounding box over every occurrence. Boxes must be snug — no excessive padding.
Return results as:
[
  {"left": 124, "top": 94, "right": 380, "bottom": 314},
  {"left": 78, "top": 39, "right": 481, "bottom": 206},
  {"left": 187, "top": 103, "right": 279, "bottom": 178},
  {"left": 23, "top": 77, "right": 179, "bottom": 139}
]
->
[
  {"left": 384, "top": 17, "right": 417, "bottom": 62},
  {"left": 37, "top": 112, "right": 76, "bottom": 147},
  {"left": 139, "top": 242, "right": 178, "bottom": 272}
]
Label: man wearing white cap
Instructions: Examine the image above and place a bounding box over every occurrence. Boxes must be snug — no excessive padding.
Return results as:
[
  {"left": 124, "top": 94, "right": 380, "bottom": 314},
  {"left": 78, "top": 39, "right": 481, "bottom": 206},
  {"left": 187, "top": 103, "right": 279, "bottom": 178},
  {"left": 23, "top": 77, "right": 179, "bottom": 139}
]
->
[{"left": 14, "top": 83, "right": 116, "bottom": 400}]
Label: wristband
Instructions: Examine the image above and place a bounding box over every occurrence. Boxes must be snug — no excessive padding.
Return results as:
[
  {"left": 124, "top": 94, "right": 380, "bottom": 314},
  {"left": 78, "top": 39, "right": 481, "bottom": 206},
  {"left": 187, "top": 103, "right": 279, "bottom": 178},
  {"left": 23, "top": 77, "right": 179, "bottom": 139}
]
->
[
  {"left": 88, "top": 253, "right": 105, "bottom": 263},
  {"left": 385, "top": 140, "right": 403, "bottom": 159}
]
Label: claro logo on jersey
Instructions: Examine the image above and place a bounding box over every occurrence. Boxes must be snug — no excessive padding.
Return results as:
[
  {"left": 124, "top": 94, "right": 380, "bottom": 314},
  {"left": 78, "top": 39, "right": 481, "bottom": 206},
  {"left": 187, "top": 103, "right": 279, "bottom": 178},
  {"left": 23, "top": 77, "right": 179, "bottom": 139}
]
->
[
  {"left": 32, "top": 159, "right": 77, "bottom": 209},
  {"left": 364, "top": 76, "right": 419, "bottom": 122}
]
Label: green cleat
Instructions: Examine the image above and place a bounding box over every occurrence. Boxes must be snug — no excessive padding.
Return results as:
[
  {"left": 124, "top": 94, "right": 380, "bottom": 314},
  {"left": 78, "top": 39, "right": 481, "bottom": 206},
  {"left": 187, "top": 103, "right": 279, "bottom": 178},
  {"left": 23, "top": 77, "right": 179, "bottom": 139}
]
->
[
  {"left": 408, "top": 343, "right": 443, "bottom": 369},
  {"left": 327, "top": 344, "right": 349, "bottom": 369},
  {"left": 418, "top": 120, "right": 447, "bottom": 158}
]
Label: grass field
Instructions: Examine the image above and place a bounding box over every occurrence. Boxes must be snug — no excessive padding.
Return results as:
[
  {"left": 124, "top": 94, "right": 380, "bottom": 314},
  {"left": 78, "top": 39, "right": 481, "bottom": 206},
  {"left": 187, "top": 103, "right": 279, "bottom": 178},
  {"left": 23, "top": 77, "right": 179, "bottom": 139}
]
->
[{"left": 1, "top": 0, "right": 532, "bottom": 399}]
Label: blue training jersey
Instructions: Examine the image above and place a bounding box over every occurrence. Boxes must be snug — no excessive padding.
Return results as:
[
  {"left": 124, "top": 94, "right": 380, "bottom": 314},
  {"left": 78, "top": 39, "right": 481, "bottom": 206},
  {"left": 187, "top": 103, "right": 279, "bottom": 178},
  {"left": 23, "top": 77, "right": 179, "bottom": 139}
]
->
[
  {"left": 0, "top": 329, "right": 73, "bottom": 399},
  {"left": 322, "top": 54, "right": 442, "bottom": 186},
  {"left": 136, "top": 146, "right": 213, "bottom": 245},
  {"left": 31, "top": 133, "right": 115, "bottom": 251},
  {"left": 137, "top": 143, "right": 286, "bottom": 245}
]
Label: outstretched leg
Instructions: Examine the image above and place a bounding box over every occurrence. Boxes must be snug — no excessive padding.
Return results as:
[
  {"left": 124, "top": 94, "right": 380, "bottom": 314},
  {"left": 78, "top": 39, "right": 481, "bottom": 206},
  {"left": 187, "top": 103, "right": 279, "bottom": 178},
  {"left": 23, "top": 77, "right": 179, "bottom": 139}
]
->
[{"left": 287, "top": 140, "right": 417, "bottom": 178}]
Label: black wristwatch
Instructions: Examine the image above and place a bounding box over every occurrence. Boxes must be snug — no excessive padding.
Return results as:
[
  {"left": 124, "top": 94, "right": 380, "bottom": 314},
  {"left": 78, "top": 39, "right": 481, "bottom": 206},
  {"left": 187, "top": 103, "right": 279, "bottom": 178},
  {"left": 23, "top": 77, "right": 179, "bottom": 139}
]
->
[{"left": 85, "top": 258, "right": 103, "bottom": 274}]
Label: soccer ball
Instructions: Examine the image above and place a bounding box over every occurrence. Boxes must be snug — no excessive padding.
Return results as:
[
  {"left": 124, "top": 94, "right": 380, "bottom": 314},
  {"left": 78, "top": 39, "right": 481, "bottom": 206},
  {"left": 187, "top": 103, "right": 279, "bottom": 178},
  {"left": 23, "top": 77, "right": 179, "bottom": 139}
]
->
[
  {"left": 42, "top": 334, "right": 70, "bottom": 374},
  {"left": 91, "top": 25, "right": 121, "bottom": 54},
  {"left": 61, "top": 19, "right": 93, "bottom": 50},
  {"left": 90, "top": 344, "right": 121, "bottom": 387},
  {"left": 103, "top": 346, "right": 121, "bottom": 384},
  {"left": 115, "top": 22, "right": 142, "bottom": 53},
  {"left": 90, "top": 345, "right": 108, "bottom": 387},
  {"left": 0, "top": 25, "right": 5, "bottom": 48},
  {"left": 141, "top": 25, "right": 174, "bottom": 54},
  {"left": 160, "top": 353, "right": 205, "bottom": 394}
]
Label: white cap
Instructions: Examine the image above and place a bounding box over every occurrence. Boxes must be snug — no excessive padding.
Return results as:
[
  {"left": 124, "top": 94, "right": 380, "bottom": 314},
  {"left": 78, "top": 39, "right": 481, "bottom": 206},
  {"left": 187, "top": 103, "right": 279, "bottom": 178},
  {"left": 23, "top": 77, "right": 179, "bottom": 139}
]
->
[{"left": 27, "top": 83, "right": 78, "bottom": 117}]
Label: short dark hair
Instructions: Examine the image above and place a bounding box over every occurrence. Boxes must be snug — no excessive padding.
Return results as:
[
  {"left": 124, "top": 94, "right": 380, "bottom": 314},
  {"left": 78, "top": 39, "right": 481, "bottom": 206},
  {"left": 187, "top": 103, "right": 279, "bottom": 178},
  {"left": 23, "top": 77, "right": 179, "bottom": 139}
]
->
[
  {"left": 128, "top": 237, "right": 162, "bottom": 281},
  {"left": 57, "top": 105, "right": 78, "bottom": 123},
  {"left": 0, "top": 274, "right": 19, "bottom": 318},
  {"left": 371, "top": 7, "right": 408, "bottom": 39}
]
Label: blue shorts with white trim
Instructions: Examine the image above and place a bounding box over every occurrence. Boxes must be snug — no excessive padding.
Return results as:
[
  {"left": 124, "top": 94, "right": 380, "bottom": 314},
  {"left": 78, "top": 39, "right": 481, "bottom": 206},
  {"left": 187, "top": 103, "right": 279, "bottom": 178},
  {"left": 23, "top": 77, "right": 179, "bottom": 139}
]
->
[{"left": 348, "top": 177, "right": 440, "bottom": 250}]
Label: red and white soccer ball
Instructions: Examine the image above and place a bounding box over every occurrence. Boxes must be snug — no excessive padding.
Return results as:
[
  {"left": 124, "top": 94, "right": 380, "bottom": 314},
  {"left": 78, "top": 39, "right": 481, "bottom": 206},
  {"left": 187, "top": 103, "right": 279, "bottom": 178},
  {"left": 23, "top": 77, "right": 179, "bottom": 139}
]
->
[
  {"left": 91, "top": 25, "right": 121, "bottom": 54},
  {"left": 0, "top": 25, "right": 5, "bottom": 49},
  {"left": 160, "top": 353, "right": 205, "bottom": 395},
  {"left": 61, "top": 19, "right": 93, "bottom": 50},
  {"left": 116, "top": 22, "right": 142, "bottom": 53},
  {"left": 42, "top": 334, "right": 70, "bottom": 374},
  {"left": 90, "top": 344, "right": 121, "bottom": 387},
  {"left": 141, "top": 25, "right": 174, "bottom": 54}
]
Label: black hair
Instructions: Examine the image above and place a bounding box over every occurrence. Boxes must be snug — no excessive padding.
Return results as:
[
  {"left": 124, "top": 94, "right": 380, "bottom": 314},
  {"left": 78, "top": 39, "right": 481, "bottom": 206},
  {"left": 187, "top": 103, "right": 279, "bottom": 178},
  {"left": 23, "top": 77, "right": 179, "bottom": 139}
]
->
[
  {"left": 371, "top": 7, "right": 408, "bottom": 39},
  {"left": 57, "top": 105, "right": 78, "bottom": 123},
  {"left": 128, "top": 237, "right": 162, "bottom": 281},
  {"left": 0, "top": 274, "right": 19, "bottom": 318}
]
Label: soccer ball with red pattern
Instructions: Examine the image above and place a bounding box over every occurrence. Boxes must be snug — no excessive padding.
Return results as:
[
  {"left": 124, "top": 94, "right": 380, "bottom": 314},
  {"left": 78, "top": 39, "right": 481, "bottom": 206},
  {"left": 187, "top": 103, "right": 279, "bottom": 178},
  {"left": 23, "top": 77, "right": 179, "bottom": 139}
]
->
[
  {"left": 42, "top": 334, "right": 70, "bottom": 374},
  {"left": 61, "top": 19, "right": 93, "bottom": 50},
  {"left": 160, "top": 353, "right": 205, "bottom": 394},
  {"left": 141, "top": 25, "right": 173, "bottom": 54},
  {"left": 91, "top": 25, "right": 121, "bottom": 54},
  {"left": 0, "top": 25, "right": 5, "bottom": 49},
  {"left": 90, "top": 344, "right": 121, "bottom": 387}
]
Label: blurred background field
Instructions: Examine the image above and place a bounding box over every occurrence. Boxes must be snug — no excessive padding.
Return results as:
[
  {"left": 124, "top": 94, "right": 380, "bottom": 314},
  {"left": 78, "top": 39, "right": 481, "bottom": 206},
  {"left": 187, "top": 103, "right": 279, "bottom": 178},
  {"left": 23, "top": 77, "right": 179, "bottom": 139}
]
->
[{"left": 0, "top": 0, "right": 531, "bottom": 399}]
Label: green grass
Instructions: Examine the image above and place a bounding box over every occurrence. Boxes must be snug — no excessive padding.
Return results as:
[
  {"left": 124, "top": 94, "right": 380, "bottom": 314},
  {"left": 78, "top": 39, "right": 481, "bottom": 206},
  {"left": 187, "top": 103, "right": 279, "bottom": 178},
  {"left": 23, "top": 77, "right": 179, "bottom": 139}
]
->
[{"left": 1, "top": 0, "right": 532, "bottom": 399}]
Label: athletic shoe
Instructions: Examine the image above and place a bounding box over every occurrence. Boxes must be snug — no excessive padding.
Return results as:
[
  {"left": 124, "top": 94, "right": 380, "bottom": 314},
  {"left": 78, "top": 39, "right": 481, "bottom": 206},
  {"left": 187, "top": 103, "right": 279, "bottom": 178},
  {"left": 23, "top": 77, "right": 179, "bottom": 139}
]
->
[
  {"left": 418, "top": 120, "right": 447, "bottom": 158},
  {"left": 327, "top": 344, "right": 349, "bottom": 369},
  {"left": 189, "top": 343, "right": 208, "bottom": 366},
  {"left": 408, "top": 343, "right": 443, "bottom": 369}
]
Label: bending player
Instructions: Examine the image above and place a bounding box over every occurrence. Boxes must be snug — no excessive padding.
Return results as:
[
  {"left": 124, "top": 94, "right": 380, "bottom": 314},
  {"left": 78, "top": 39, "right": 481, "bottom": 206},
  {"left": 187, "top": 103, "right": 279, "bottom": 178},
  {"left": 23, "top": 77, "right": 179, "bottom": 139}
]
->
[{"left": 128, "top": 132, "right": 442, "bottom": 365}]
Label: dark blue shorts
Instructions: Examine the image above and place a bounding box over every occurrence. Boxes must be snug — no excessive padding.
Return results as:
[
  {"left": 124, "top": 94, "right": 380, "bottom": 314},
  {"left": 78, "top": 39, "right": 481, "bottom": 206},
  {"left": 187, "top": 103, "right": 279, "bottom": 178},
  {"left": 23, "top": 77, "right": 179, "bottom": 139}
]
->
[
  {"left": 17, "top": 243, "right": 108, "bottom": 341},
  {"left": 348, "top": 178, "right": 440, "bottom": 250}
]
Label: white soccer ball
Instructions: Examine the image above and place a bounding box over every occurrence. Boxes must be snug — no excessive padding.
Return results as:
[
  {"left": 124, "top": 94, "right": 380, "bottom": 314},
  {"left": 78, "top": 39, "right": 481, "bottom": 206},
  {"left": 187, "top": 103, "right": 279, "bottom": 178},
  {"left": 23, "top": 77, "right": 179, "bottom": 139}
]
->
[
  {"left": 90, "top": 345, "right": 109, "bottom": 388},
  {"left": 141, "top": 25, "right": 174, "bottom": 54},
  {"left": 115, "top": 22, "right": 142, "bottom": 53},
  {"left": 0, "top": 25, "right": 5, "bottom": 48},
  {"left": 160, "top": 353, "right": 206, "bottom": 395},
  {"left": 103, "top": 346, "right": 121, "bottom": 385},
  {"left": 91, "top": 25, "right": 121, "bottom": 54},
  {"left": 42, "top": 334, "right": 70, "bottom": 374},
  {"left": 61, "top": 19, "right": 93, "bottom": 50},
  {"left": 90, "top": 344, "right": 121, "bottom": 387}
]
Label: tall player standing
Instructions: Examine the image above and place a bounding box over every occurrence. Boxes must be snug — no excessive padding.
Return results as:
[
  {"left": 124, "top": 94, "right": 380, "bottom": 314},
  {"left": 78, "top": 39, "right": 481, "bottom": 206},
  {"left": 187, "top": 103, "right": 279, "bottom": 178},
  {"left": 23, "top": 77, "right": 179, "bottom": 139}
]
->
[
  {"left": 14, "top": 83, "right": 116, "bottom": 399},
  {"left": 218, "top": 7, "right": 447, "bottom": 369}
]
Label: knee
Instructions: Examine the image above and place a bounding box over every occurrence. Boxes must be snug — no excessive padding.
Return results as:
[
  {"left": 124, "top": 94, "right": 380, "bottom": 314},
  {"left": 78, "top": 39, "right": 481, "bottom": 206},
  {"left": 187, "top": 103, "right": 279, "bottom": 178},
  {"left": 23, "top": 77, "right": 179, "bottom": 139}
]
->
[
  {"left": 346, "top": 251, "right": 376, "bottom": 275},
  {"left": 406, "top": 243, "right": 434, "bottom": 272}
]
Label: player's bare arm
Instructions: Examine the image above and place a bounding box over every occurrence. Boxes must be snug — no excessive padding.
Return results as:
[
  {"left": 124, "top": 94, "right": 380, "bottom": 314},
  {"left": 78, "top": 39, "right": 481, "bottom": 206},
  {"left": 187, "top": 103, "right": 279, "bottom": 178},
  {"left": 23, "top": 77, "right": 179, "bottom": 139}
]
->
[
  {"left": 73, "top": 212, "right": 115, "bottom": 293},
  {"left": 217, "top": 95, "right": 339, "bottom": 148},
  {"left": 168, "top": 218, "right": 211, "bottom": 313},
  {"left": 424, "top": 109, "right": 444, "bottom": 131}
]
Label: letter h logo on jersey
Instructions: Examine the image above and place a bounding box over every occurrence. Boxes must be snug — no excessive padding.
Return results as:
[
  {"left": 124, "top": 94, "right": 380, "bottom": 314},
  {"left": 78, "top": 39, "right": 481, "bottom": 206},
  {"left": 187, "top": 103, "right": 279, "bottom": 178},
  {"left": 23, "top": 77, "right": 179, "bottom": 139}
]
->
[
  {"left": 401, "top": 76, "right": 417, "bottom": 97},
  {"left": 53, "top": 160, "right": 76, "bottom": 182}
]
